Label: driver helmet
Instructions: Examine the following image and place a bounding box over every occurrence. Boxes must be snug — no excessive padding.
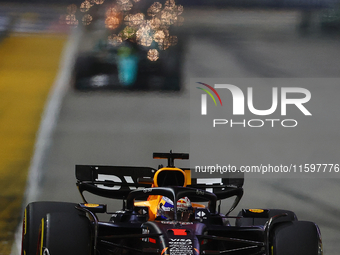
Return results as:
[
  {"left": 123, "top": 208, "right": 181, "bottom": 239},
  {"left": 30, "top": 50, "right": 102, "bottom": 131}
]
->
[{"left": 157, "top": 196, "right": 193, "bottom": 222}]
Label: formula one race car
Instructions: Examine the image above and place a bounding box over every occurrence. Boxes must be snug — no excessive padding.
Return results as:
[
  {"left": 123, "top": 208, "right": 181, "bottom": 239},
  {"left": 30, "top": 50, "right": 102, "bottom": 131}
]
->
[
  {"left": 72, "top": 37, "right": 184, "bottom": 91},
  {"left": 70, "top": 0, "right": 185, "bottom": 91},
  {"left": 21, "top": 152, "right": 323, "bottom": 255}
]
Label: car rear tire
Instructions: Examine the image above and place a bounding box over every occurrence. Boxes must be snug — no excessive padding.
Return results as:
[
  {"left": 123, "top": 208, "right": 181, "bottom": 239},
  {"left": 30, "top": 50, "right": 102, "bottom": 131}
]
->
[
  {"left": 39, "top": 212, "right": 91, "bottom": 255},
  {"left": 271, "top": 221, "right": 323, "bottom": 255},
  {"left": 21, "top": 202, "right": 85, "bottom": 255}
]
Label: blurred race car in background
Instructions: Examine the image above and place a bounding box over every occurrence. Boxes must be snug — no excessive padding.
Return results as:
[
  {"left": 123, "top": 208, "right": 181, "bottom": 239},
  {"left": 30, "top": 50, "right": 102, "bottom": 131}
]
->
[
  {"left": 72, "top": 36, "right": 184, "bottom": 91},
  {"left": 68, "top": 0, "right": 186, "bottom": 91}
]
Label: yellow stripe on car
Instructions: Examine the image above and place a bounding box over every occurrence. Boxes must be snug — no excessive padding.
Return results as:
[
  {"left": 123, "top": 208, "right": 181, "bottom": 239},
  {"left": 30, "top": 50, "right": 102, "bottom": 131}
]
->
[
  {"left": 249, "top": 209, "right": 264, "bottom": 213},
  {"left": 40, "top": 218, "right": 44, "bottom": 255}
]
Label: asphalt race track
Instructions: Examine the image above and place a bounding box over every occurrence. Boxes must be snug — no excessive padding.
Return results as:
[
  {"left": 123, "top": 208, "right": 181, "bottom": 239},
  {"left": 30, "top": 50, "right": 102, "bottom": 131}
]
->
[{"left": 13, "top": 9, "right": 340, "bottom": 255}]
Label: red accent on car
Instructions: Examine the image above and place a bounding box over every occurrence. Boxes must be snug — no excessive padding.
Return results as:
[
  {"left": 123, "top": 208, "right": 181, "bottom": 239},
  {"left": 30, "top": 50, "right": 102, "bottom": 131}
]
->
[{"left": 171, "top": 229, "right": 187, "bottom": 235}]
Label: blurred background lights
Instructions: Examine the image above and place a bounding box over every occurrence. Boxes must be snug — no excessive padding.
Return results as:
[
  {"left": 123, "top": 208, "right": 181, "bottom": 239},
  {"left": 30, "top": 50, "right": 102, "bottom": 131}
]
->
[
  {"left": 147, "top": 49, "right": 159, "bottom": 61},
  {"left": 169, "top": 35, "right": 177, "bottom": 45},
  {"left": 153, "top": 30, "right": 165, "bottom": 43},
  {"left": 67, "top": 4, "right": 77, "bottom": 14},
  {"left": 164, "top": 0, "right": 175, "bottom": 8},
  {"left": 147, "top": 2, "right": 162, "bottom": 16},
  {"left": 124, "top": 14, "right": 133, "bottom": 25},
  {"left": 117, "top": 0, "right": 133, "bottom": 11},
  {"left": 82, "top": 14, "right": 93, "bottom": 25},
  {"left": 61, "top": 0, "right": 184, "bottom": 59},
  {"left": 160, "top": 9, "right": 176, "bottom": 26},
  {"left": 124, "top": 13, "right": 145, "bottom": 27},
  {"left": 175, "top": 5, "right": 183, "bottom": 15},
  {"left": 117, "top": 0, "right": 130, "bottom": 4},
  {"left": 80, "top": 1, "right": 92, "bottom": 12},
  {"left": 136, "top": 25, "right": 153, "bottom": 47},
  {"left": 158, "top": 37, "right": 170, "bottom": 50},
  {"left": 148, "top": 17, "right": 161, "bottom": 29},
  {"left": 136, "top": 23, "right": 151, "bottom": 38},
  {"left": 65, "top": 14, "right": 78, "bottom": 27},
  {"left": 106, "top": 7, "right": 119, "bottom": 16},
  {"left": 132, "top": 13, "right": 145, "bottom": 27},
  {"left": 108, "top": 34, "right": 123, "bottom": 46},
  {"left": 91, "top": 0, "right": 105, "bottom": 4},
  {"left": 138, "top": 35, "right": 153, "bottom": 46},
  {"left": 105, "top": 15, "right": 120, "bottom": 29},
  {"left": 119, "top": 26, "right": 136, "bottom": 39},
  {"left": 173, "top": 15, "right": 184, "bottom": 26}
]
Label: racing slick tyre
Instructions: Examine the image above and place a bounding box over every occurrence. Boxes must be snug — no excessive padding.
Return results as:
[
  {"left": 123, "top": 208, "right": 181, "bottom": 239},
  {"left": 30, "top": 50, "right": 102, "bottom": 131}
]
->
[
  {"left": 271, "top": 221, "right": 323, "bottom": 255},
  {"left": 39, "top": 212, "right": 91, "bottom": 255},
  {"left": 21, "top": 202, "right": 86, "bottom": 255},
  {"left": 235, "top": 209, "right": 297, "bottom": 227}
]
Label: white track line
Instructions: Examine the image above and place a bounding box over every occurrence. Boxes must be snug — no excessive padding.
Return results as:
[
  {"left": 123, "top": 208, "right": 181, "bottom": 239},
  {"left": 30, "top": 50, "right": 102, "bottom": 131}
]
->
[{"left": 10, "top": 27, "right": 82, "bottom": 255}]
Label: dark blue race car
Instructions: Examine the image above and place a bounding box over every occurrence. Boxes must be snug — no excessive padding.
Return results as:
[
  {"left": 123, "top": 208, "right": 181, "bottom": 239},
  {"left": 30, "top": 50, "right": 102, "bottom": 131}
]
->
[{"left": 21, "top": 152, "right": 323, "bottom": 255}]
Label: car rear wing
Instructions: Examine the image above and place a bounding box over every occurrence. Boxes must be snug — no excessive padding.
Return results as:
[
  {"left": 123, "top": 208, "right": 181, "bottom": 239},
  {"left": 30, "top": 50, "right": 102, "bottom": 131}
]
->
[
  {"left": 76, "top": 165, "right": 244, "bottom": 203},
  {"left": 76, "top": 165, "right": 156, "bottom": 201},
  {"left": 187, "top": 171, "right": 244, "bottom": 200}
]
